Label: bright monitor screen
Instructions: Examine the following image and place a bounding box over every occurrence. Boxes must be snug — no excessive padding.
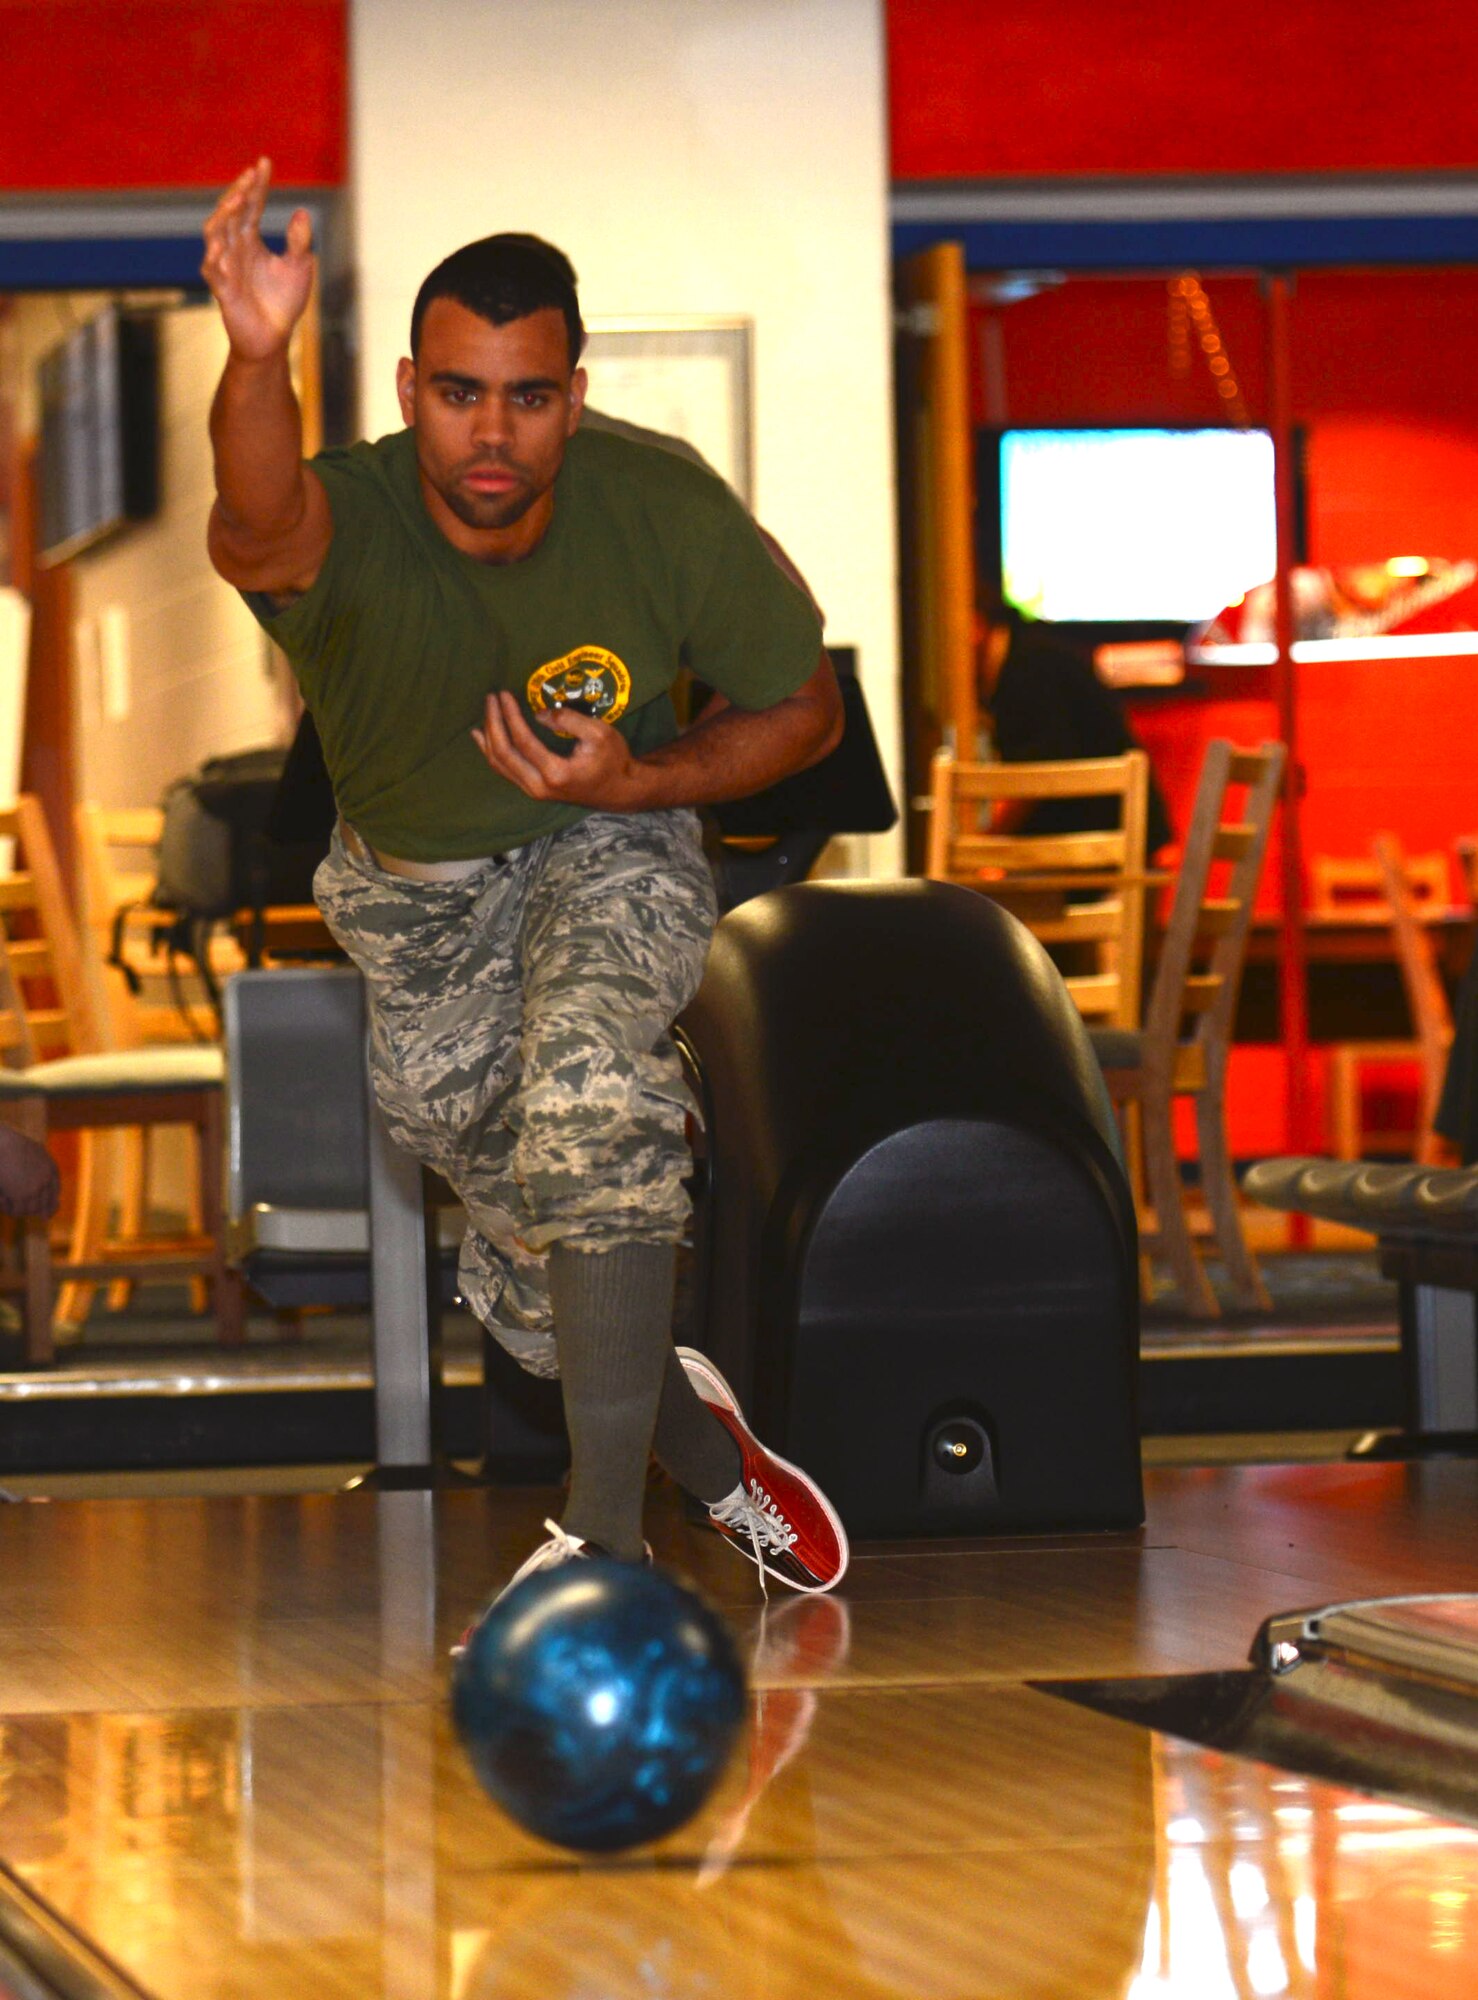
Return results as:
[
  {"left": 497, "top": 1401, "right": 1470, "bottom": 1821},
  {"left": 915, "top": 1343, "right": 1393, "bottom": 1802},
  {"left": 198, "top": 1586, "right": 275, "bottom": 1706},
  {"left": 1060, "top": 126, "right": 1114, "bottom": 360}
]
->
[{"left": 999, "top": 427, "right": 1277, "bottom": 625}]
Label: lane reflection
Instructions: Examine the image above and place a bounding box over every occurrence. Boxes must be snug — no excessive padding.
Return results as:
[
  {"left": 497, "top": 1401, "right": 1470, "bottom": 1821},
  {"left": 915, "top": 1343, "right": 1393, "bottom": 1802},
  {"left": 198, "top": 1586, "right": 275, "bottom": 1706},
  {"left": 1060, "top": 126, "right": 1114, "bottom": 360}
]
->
[
  {"left": 0, "top": 1504, "right": 1475, "bottom": 2000},
  {"left": 1129, "top": 1737, "right": 1478, "bottom": 1999}
]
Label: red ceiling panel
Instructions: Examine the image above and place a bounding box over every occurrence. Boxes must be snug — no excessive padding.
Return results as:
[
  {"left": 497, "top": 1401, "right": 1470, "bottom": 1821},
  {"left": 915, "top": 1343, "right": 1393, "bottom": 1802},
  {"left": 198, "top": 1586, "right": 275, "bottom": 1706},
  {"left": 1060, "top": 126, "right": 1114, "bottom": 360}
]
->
[
  {"left": 0, "top": 2, "right": 346, "bottom": 190},
  {"left": 889, "top": 2, "right": 1478, "bottom": 179}
]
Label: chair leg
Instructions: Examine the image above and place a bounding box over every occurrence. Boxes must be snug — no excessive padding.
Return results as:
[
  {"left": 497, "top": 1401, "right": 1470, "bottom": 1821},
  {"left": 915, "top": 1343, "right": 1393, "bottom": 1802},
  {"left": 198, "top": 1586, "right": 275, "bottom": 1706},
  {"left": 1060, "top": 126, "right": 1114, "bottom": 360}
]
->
[
  {"left": 105, "top": 1127, "right": 147, "bottom": 1313},
  {"left": 6, "top": 1099, "right": 56, "bottom": 1366},
  {"left": 1194, "top": 1083, "right": 1270, "bottom": 1313},
  {"left": 1115, "top": 1100, "right": 1155, "bottom": 1304},
  {"left": 199, "top": 1093, "right": 245, "bottom": 1346},
  {"left": 1143, "top": 1084, "right": 1220, "bottom": 1318},
  {"left": 109, "top": 1127, "right": 212, "bottom": 1312},
  {"left": 215, "top": 1259, "right": 247, "bottom": 1345},
  {"left": 1415, "top": 1050, "right": 1450, "bottom": 1167},
  {"left": 1119, "top": 1098, "right": 1144, "bottom": 1207},
  {"left": 23, "top": 1212, "right": 55, "bottom": 1367},
  {"left": 57, "top": 1129, "right": 107, "bottom": 1331},
  {"left": 1329, "top": 1047, "right": 1362, "bottom": 1160},
  {"left": 182, "top": 1124, "right": 209, "bottom": 1315}
]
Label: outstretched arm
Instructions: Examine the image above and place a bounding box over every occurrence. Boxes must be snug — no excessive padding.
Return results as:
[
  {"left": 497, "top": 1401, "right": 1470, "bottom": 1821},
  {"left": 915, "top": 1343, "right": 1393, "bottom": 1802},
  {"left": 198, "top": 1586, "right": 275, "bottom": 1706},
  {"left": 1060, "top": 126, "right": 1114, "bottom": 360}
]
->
[
  {"left": 202, "top": 158, "right": 332, "bottom": 596},
  {"left": 472, "top": 653, "right": 844, "bottom": 812}
]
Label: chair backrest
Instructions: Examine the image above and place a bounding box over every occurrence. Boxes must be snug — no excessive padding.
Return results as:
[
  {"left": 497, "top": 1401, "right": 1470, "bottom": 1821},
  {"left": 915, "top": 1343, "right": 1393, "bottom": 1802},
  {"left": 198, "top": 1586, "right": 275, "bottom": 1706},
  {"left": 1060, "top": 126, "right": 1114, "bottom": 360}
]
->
[
  {"left": 77, "top": 803, "right": 163, "bottom": 922},
  {"left": 75, "top": 801, "right": 153, "bottom": 1050},
  {"left": 1143, "top": 741, "right": 1286, "bottom": 1070},
  {"left": 74, "top": 800, "right": 212, "bottom": 1049},
  {"left": 1310, "top": 848, "right": 1451, "bottom": 917},
  {"left": 0, "top": 927, "right": 39, "bottom": 1068},
  {"left": 0, "top": 794, "right": 104, "bottom": 1063},
  {"left": 925, "top": 748, "right": 1150, "bottom": 1027},
  {"left": 1372, "top": 831, "right": 1455, "bottom": 1077}
]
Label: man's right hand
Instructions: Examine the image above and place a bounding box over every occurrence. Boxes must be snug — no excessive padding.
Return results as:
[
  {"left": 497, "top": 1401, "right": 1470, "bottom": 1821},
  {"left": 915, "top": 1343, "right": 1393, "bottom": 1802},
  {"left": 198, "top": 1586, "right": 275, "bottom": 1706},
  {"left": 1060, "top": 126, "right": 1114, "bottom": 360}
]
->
[
  {"left": 201, "top": 158, "right": 315, "bottom": 361},
  {"left": 203, "top": 157, "right": 330, "bottom": 595}
]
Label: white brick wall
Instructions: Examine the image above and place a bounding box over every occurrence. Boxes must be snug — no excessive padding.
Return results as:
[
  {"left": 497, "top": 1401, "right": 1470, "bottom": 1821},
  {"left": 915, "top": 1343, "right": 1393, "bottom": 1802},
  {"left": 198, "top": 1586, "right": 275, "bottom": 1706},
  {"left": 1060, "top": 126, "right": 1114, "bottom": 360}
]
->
[
  {"left": 6, "top": 294, "right": 293, "bottom": 815},
  {"left": 67, "top": 303, "right": 292, "bottom": 811}
]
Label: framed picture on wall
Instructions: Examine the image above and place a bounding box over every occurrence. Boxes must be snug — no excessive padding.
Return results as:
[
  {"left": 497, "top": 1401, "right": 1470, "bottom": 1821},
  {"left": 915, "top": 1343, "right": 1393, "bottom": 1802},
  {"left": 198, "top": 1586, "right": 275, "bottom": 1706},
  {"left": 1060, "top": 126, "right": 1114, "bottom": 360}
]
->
[{"left": 581, "top": 319, "right": 753, "bottom": 505}]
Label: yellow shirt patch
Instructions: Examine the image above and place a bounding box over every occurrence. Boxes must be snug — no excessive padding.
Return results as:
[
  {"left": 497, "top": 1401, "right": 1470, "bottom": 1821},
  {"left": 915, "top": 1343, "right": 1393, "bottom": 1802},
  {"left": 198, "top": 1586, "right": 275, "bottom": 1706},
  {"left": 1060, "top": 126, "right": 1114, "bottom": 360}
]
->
[{"left": 526, "top": 646, "right": 632, "bottom": 723}]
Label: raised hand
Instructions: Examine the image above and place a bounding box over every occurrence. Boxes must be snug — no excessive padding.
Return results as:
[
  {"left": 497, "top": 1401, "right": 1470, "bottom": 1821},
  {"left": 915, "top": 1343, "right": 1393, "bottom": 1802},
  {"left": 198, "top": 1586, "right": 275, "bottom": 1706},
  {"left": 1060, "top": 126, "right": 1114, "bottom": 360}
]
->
[{"left": 201, "top": 158, "right": 315, "bottom": 362}]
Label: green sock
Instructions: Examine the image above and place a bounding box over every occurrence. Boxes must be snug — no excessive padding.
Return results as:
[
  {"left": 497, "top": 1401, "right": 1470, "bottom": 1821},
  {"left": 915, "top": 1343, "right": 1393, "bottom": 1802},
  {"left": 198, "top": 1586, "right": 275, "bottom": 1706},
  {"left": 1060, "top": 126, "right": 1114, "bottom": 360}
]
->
[{"left": 548, "top": 1241, "right": 675, "bottom": 1560}]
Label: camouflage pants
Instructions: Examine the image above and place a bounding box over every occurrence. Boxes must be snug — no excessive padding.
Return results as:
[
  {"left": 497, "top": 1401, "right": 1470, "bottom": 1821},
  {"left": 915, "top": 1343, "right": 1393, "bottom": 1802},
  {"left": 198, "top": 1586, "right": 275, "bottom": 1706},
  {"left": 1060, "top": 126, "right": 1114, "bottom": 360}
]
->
[{"left": 313, "top": 809, "right": 717, "bottom": 1378}]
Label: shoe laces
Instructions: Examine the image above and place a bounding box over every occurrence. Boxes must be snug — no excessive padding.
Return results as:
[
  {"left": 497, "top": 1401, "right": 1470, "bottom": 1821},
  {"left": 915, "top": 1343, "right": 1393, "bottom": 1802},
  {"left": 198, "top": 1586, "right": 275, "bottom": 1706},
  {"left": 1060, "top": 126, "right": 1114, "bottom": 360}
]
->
[
  {"left": 509, "top": 1518, "right": 588, "bottom": 1587},
  {"left": 712, "top": 1479, "right": 798, "bottom": 1598},
  {"left": 452, "top": 1520, "right": 588, "bottom": 1656}
]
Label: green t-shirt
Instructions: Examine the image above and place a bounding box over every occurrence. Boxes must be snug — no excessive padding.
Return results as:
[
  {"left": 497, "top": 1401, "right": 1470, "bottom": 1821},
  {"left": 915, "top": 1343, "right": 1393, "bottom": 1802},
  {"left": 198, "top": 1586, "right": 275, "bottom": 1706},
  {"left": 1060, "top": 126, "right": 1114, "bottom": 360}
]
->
[{"left": 246, "top": 424, "right": 822, "bottom": 860}]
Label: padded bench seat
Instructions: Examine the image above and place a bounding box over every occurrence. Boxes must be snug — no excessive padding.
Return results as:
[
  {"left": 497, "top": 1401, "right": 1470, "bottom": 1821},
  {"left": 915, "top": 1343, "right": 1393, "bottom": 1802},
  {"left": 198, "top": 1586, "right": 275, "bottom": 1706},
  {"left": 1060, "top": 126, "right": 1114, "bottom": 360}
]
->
[
  {"left": 1243, "top": 1157, "right": 1478, "bottom": 1240},
  {"left": 0, "top": 1046, "right": 224, "bottom": 1096}
]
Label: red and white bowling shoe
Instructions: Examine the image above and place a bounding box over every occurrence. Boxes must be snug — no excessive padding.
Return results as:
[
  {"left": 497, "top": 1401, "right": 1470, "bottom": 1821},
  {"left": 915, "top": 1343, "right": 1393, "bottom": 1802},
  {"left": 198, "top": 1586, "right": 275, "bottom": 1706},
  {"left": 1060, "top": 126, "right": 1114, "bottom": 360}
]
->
[{"left": 676, "top": 1348, "right": 850, "bottom": 1596}]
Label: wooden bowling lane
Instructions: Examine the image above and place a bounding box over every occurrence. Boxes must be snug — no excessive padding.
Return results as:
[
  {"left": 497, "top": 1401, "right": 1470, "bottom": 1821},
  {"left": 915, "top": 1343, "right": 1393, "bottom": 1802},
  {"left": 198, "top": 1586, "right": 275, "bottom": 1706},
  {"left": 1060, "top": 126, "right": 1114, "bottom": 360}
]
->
[
  {"left": 5, "top": 1684, "right": 1477, "bottom": 1998},
  {"left": 1143, "top": 1457, "right": 1478, "bottom": 1597},
  {"left": 0, "top": 1462, "right": 1476, "bottom": 1997},
  {"left": 1, "top": 1482, "right": 1448, "bottom": 1721}
]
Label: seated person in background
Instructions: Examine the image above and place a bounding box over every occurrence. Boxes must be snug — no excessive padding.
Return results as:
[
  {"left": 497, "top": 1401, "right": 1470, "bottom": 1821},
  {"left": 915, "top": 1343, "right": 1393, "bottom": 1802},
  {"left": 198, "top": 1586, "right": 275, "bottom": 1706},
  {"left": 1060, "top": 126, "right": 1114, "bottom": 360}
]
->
[{"left": 976, "top": 602, "right": 1173, "bottom": 854}]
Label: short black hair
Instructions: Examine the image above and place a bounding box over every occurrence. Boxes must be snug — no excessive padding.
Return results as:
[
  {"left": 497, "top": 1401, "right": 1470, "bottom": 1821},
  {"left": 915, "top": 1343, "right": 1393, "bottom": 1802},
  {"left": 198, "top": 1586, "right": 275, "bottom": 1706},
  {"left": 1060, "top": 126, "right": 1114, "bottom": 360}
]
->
[{"left": 410, "top": 234, "right": 585, "bottom": 368}]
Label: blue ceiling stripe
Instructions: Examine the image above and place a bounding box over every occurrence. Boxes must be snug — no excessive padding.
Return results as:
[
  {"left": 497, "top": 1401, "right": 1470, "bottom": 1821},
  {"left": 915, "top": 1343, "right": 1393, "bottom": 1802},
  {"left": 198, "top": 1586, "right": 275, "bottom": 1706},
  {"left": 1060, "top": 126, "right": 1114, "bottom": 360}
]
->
[
  {"left": 891, "top": 213, "right": 1478, "bottom": 270},
  {"left": 12, "top": 214, "right": 1477, "bottom": 290},
  {"left": 0, "top": 234, "right": 288, "bottom": 291}
]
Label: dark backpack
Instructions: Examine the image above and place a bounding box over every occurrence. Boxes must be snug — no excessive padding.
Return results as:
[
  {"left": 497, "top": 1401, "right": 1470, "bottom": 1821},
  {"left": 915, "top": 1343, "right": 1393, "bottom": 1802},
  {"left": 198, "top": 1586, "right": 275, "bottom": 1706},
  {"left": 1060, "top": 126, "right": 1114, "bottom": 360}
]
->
[{"left": 146, "top": 747, "right": 330, "bottom": 1008}]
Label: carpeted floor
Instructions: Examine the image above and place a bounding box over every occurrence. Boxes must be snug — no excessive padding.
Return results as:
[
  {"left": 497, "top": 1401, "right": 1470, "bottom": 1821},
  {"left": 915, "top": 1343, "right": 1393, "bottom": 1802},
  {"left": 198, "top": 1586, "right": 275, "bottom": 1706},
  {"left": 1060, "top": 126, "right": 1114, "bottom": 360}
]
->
[
  {"left": 1143, "top": 1250, "right": 1396, "bottom": 1332},
  {"left": 3, "top": 1248, "right": 1398, "bottom": 1378}
]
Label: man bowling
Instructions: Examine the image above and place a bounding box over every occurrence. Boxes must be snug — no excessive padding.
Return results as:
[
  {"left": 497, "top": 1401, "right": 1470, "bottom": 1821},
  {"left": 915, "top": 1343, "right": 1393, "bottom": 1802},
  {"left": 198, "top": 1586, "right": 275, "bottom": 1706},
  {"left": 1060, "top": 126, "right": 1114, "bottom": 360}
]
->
[{"left": 202, "top": 159, "right": 849, "bottom": 1604}]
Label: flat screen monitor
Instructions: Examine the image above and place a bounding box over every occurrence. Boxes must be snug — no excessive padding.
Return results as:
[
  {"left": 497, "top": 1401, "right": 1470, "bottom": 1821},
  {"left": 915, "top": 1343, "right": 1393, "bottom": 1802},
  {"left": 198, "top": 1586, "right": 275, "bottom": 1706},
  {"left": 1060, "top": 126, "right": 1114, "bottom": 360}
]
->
[
  {"left": 991, "top": 426, "right": 1278, "bottom": 627},
  {"left": 37, "top": 306, "right": 159, "bottom": 565}
]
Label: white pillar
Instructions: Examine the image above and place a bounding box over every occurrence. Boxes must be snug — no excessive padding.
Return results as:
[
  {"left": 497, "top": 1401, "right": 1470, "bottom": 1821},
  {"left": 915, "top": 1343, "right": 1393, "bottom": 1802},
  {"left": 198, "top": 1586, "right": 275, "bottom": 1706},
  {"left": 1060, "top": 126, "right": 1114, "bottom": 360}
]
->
[{"left": 347, "top": 0, "right": 902, "bottom": 872}]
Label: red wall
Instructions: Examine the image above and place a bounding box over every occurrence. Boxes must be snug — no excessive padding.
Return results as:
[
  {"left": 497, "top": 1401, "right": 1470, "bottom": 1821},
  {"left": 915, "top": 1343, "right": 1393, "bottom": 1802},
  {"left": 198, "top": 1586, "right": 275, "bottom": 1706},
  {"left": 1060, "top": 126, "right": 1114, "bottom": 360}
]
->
[
  {"left": 978, "top": 268, "right": 1478, "bottom": 868},
  {"left": 8, "top": 1, "right": 1475, "bottom": 191},
  {"left": 4, "top": 2, "right": 1468, "bottom": 1162},
  {"left": 889, "top": 1, "right": 1478, "bottom": 179},
  {"left": 1, "top": 3, "right": 346, "bottom": 190},
  {"left": 978, "top": 269, "right": 1478, "bottom": 1151}
]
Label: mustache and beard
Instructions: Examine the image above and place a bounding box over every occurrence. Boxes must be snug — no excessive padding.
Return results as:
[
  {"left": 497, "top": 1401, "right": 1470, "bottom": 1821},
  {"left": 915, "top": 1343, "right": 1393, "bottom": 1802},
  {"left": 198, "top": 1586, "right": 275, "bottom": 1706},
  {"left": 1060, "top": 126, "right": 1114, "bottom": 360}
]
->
[{"left": 439, "top": 450, "right": 539, "bottom": 530}]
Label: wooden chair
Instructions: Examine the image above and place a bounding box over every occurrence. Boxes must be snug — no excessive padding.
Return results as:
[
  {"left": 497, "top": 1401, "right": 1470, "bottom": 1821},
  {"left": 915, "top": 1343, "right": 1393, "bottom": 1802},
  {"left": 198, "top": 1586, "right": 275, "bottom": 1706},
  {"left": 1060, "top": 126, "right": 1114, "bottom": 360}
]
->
[
  {"left": 75, "top": 801, "right": 230, "bottom": 1045},
  {"left": 67, "top": 803, "right": 234, "bottom": 1322},
  {"left": 1312, "top": 844, "right": 1455, "bottom": 1158},
  {"left": 926, "top": 749, "right": 1151, "bottom": 1029},
  {"left": 0, "top": 795, "right": 241, "bottom": 1364},
  {"left": 1091, "top": 741, "right": 1285, "bottom": 1317},
  {"left": 1310, "top": 849, "right": 1451, "bottom": 918},
  {"left": 1371, "top": 832, "right": 1456, "bottom": 1167}
]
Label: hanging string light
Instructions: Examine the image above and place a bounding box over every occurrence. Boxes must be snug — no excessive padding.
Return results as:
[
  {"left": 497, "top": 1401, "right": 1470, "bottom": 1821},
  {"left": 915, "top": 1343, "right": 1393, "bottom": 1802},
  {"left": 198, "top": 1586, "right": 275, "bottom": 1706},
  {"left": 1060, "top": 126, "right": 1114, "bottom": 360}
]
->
[
  {"left": 1167, "top": 273, "right": 1250, "bottom": 427},
  {"left": 1167, "top": 278, "right": 1193, "bottom": 378}
]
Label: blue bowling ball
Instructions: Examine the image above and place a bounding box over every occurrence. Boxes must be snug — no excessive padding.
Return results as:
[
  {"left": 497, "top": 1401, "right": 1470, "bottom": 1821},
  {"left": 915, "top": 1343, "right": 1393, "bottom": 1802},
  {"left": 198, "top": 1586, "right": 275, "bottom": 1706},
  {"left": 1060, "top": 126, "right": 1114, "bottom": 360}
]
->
[{"left": 451, "top": 1558, "right": 748, "bottom": 1853}]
